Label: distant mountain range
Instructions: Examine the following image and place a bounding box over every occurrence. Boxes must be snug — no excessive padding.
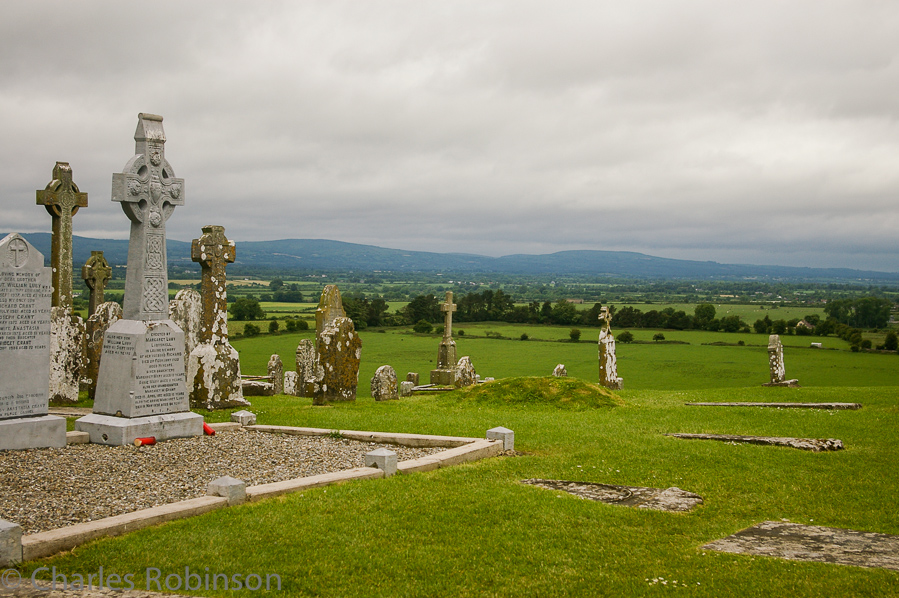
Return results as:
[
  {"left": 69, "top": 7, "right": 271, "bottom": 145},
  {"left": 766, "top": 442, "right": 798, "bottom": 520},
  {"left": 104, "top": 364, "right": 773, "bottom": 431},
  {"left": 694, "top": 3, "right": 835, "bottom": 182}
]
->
[{"left": 7, "top": 233, "right": 899, "bottom": 282}]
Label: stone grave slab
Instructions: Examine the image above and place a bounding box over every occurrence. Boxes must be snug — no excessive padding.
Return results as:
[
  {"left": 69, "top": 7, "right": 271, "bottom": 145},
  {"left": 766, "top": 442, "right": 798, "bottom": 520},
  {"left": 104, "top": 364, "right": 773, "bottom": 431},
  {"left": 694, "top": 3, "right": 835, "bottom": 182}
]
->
[
  {"left": 0, "top": 233, "right": 65, "bottom": 450},
  {"left": 521, "top": 479, "right": 702, "bottom": 512},
  {"left": 686, "top": 402, "right": 861, "bottom": 410},
  {"left": 667, "top": 433, "right": 844, "bottom": 452},
  {"left": 703, "top": 521, "right": 899, "bottom": 571}
]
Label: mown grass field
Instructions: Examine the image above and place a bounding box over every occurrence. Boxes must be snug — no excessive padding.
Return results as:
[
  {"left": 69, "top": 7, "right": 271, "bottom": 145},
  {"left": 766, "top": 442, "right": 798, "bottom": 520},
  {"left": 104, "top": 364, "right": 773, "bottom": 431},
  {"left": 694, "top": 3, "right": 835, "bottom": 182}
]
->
[{"left": 20, "top": 323, "right": 899, "bottom": 597}]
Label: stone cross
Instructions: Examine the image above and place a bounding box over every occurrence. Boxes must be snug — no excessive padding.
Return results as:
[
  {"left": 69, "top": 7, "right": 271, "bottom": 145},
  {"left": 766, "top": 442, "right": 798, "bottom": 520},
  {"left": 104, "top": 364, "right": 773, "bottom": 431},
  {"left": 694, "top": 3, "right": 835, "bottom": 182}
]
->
[
  {"left": 191, "top": 225, "right": 235, "bottom": 344},
  {"left": 112, "top": 113, "right": 184, "bottom": 321},
  {"left": 36, "top": 162, "right": 88, "bottom": 310},
  {"left": 441, "top": 291, "right": 457, "bottom": 339},
  {"left": 599, "top": 306, "right": 612, "bottom": 331},
  {"left": 81, "top": 251, "right": 112, "bottom": 317}
]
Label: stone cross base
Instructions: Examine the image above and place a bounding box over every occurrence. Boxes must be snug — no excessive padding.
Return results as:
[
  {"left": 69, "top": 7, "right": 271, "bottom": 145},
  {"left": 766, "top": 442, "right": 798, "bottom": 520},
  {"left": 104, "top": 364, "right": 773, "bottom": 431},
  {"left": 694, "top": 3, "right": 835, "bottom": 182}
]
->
[
  {"left": 0, "top": 415, "right": 66, "bottom": 451},
  {"left": 74, "top": 411, "right": 203, "bottom": 446},
  {"left": 430, "top": 368, "right": 455, "bottom": 386},
  {"left": 601, "top": 377, "right": 624, "bottom": 391},
  {"left": 762, "top": 379, "right": 800, "bottom": 388}
]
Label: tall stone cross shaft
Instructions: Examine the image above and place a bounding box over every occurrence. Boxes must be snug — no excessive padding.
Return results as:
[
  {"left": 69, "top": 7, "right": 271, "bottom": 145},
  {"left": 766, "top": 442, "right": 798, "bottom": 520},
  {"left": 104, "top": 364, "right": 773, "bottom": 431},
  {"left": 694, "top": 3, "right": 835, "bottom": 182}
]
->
[
  {"left": 441, "top": 291, "right": 457, "bottom": 339},
  {"left": 191, "top": 225, "right": 235, "bottom": 345},
  {"left": 81, "top": 251, "right": 112, "bottom": 316},
  {"left": 112, "top": 113, "right": 185, "bottom": 320},
  {"left": 36, "top": 161, "right": 88, "bottom": 310}
]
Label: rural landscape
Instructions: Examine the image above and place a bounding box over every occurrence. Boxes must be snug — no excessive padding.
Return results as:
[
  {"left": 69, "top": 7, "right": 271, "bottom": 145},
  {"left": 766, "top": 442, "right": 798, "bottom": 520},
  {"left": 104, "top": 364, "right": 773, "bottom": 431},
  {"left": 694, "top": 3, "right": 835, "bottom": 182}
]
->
[{"left": 3, "top": 2, "right": 899, "bottom": 597}]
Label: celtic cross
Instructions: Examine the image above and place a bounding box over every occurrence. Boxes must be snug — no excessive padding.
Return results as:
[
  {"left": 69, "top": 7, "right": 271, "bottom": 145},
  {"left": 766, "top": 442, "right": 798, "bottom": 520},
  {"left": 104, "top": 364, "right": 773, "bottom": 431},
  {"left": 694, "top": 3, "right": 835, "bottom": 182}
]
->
[
  {"left": 112, "top": 113, "right": 185, "bottom": 320},
  {"left": 81, "top": 250, "right": 112, "bottom": 316},
  {"left": 36, "top": 161, "right": 88, "bottom": 309},
  {"left": 191, "top": 225, "right": 236, "bottom": 344},
  {"left": 441, "top": 291, "right": 457, "bottom": 339}
]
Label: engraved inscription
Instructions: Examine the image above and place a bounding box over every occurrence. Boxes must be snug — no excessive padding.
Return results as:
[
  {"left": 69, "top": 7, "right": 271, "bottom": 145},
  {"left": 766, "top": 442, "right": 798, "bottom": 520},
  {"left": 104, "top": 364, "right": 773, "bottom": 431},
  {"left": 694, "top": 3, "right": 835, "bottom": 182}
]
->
[
  {"left": 131, "top": 328, "right": 185, "bottom": 416},
  {"left": 0, "top": 271, "right": 51, "bottom": 352},
  {"left": 102, "top": 333, "right": 136, "bottom": 357}
]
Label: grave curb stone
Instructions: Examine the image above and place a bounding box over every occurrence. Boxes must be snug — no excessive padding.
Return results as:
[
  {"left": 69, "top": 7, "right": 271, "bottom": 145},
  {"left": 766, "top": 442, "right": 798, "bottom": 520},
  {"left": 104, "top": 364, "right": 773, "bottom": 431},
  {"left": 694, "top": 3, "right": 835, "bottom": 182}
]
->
[{"left": 0, "top": 518, "right": 23, "bottom": 567}]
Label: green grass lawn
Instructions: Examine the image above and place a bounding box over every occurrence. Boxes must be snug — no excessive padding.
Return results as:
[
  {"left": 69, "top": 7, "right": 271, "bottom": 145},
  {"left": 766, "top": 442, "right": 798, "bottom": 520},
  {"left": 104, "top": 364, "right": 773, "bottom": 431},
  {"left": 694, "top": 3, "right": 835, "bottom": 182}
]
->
[{"left": 18, "top": 324, "right": 899, "bottom": 597}]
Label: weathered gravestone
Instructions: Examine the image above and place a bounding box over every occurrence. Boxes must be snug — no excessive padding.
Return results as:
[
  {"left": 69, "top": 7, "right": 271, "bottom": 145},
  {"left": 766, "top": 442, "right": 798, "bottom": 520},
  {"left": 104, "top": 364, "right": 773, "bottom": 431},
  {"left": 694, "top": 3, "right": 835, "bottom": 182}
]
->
[
  {"left": 169, "top": 288, "right": 202, "bottom": 377},
  {"left": 81, "top": 251, "right": 112, "bottom": 317},
  {"left": 0, "top": 234, "right": 66, "bottom": 450},
  {"left": 83, "top": 301, "right": 122, "bottom": 400},
  {"left": 268, "top": 354, "right": 284, "bottom": 395},
  {"left": 305, "top": 285, "right": 361, "bottom": 405},
  {"left": 552, "top": 364, "right": 567, "bottom": 377},
  {"left": 430, "top": 291, "right": 458, "bottom": 386},
  {"left": 36, "top": 162, "right": 87, "bottom": 403},
  {"left": 283, "top": 371, "right": 298, "bottom": 396},
  {"left": 76, "top": 113, "right": 202, "bottom": 445},
  {"left": 186, "top": 225, "right": 247, "bottom": 410},
  {"left": 48, "top": 306, "right": 85, "bottom": 403},
  {"left": 371, "top": 365, "right": 398, "bottom": 401},
  {"left": 406, "top": 372, "right": 419, "bottom": 386},
  {"left": 295, "top": 338, "right": 316, "bottom": 398},
  {"left": 454, "top": 355, "right": 477, "bottom": 388},
  {"left": 762, "top": 334, "right": 799, "bottom": 387},
  {"left": 597, "top": 307, "right": 623, "bottom": 390}
]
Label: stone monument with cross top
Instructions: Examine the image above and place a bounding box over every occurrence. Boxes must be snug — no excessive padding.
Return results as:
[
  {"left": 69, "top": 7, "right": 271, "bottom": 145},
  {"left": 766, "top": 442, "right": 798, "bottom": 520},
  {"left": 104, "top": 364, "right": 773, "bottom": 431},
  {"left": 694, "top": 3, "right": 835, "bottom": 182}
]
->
[
  {"left": 430, "top": 291, "right": 458, "bottom": 385},
  {"left": 35, "top": 162, "right": 88, "bottom": 311},
  {"left": 185, "top": 225, "right": 248, "bottom": 410},
  {"left": 81, "top": 251, "right": 112, "bottom": 317},
  {"left": 76, "top": 114, "right": 202, "bottom": 445}
]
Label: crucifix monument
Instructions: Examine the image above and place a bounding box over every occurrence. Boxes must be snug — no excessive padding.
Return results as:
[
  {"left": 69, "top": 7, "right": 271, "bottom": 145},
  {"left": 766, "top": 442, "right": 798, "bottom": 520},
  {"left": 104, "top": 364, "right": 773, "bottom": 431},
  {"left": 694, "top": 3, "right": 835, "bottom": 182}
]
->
[
  {"left": 76, "top": 114, "right": 201, "bottom": 445},
  {"left": 186, "top": 225, "right": 248, "bottom": 409},
  {"left": 430, "top": 291, "right": 458, "bottom": 386},
  {"left": 81, "top": 251, "right": 112, "bottom": 317},
  {"left": 36, "top": 162, "right": 87, "bottom": 310},
  {"left": 36, "top": 163, "right": 87, "bottom": 403}
]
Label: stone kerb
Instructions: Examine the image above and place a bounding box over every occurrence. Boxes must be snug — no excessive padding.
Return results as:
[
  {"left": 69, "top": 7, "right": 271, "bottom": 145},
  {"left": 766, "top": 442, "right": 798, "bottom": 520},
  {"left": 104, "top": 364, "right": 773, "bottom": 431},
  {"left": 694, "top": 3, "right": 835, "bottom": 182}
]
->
[{"left": 14, "top": 426, "right": 509, "bottom": 561}]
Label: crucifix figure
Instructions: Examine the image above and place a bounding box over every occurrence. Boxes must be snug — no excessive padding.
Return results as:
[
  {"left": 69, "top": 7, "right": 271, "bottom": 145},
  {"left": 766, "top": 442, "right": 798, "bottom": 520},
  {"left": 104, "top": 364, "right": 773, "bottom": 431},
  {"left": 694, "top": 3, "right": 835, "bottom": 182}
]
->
[
  {"left": 81, "top": 251, "right": 112, "bottom": 317},
  {"left": 36, "top": 161, "right": 88, "bottom": 310},
  {"left": 112, "top": 113, "right": 185, "bottom": 320},
  {"left": 441, "top": 291, "right": 457, "bottom": 340},
  {"left": 191, "top": 225, "right": 236, "bottom": 344}
]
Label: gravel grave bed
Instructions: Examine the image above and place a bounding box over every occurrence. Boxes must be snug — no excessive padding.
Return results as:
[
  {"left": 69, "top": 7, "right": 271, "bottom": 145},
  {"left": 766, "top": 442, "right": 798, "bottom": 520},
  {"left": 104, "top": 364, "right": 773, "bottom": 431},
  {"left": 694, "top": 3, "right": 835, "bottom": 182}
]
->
[{"left": 0, "top": 429, "right": 446, "bottom": 534}]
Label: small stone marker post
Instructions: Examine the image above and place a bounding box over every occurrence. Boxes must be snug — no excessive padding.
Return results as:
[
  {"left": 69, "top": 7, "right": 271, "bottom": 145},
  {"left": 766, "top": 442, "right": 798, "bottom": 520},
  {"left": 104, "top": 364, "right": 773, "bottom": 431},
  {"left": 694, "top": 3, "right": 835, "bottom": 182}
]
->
[
  {"left": 762, "top": 334, "right": 799, "bottom": 387},
  {"left": 186, "top": 225, "right": 248, "bottom": 409},
  {"left": 430, "top": 291, "right": 458, "bottom": 385},
  {"left": 76, "top": 114, "right": 202, "bottom": 445},
  {"left": 295, "top": 338, "right": 316, "bottom": 398},
  {"left": 37, "top": 162, "right": 87, "bottom": 403},
  {"left": 0, "top": 233, "right": 66, "bottom": 450},
  {"left": 81, "top": 251, "right": 112, "bottom": 317},
  {"left": 598, "top": 307, "right": 623, "bottom": 390}
]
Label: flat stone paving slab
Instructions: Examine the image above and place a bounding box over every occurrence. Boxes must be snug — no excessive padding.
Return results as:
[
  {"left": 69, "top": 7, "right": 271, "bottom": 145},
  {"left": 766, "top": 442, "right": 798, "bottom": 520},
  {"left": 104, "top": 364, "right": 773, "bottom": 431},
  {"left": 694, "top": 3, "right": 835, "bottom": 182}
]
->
[
  {"left": 686, "top": 402, "right": 862, "bottom": 410},
  {"left": 667, "top": 433, "right": 844, "bottom": 452},
  {"left": 521, "top": 479, "right": 702, "bottom": 512},
  {"left": 703, "top": 521, "right": 899, "bottom": 571}
]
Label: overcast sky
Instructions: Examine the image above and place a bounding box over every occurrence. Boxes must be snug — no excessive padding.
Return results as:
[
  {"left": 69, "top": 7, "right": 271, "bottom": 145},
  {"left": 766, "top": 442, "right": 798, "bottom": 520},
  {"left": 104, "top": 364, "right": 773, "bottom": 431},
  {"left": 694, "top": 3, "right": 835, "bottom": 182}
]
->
[{"left": 2, "top": 1, "right": 898, "bottom": 271}]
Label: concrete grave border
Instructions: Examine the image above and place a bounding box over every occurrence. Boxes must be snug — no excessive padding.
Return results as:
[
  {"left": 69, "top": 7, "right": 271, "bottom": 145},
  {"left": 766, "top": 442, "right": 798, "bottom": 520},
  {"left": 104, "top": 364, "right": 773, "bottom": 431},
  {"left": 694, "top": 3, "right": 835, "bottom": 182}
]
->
[{"left": 9, "top": 423, "right": 507, "bottom": 564}]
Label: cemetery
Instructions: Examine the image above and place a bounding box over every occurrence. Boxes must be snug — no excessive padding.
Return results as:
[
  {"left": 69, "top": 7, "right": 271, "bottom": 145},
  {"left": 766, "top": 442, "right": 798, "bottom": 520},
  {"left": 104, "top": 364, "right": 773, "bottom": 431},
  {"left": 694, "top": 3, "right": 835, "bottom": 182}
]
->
[{"left": 0, "top": 113, "right": 897, "bottom": 597}]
